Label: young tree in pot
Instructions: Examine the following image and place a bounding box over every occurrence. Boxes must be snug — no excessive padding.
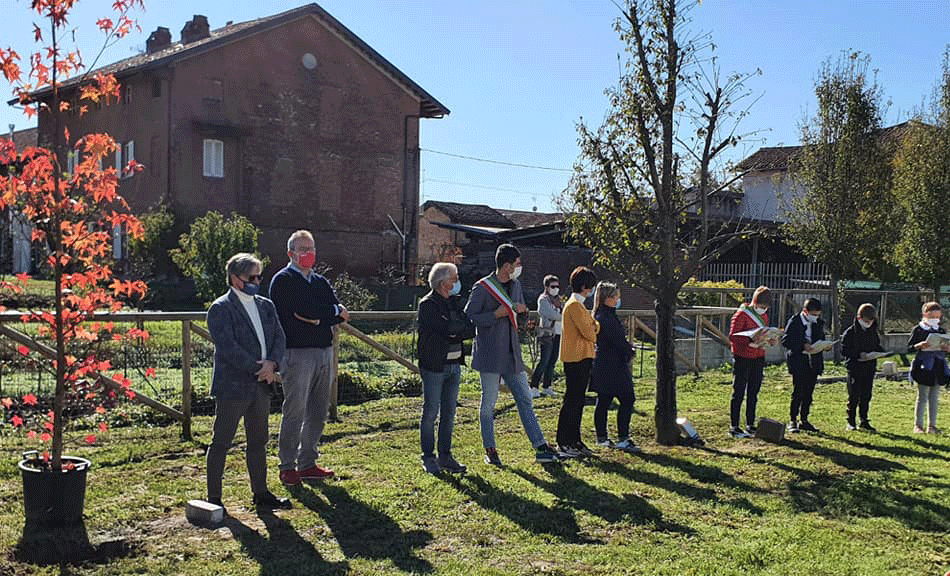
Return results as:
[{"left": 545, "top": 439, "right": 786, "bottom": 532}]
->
[{"left": 0, "top": 0, "right": 147, "bottom": 525}]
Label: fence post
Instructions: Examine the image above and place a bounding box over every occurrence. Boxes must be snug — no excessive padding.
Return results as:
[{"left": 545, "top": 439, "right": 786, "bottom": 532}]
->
[
  {"left": 181, "top": 320, "right": 193, "bottom": 441},
  {"left": 329, "top": 325, "right": 339, "bottom": 422},
  {"left": 879, "top": 291, "right": 888, "bottom": 333},
  {"left": 694, "top": 314, "right": 703, "bottom": 370}
]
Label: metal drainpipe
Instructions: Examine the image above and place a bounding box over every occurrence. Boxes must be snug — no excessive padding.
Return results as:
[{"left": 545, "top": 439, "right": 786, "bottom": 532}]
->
[{"left": 402, "top": 113, "right": 420, "bottom": 276}]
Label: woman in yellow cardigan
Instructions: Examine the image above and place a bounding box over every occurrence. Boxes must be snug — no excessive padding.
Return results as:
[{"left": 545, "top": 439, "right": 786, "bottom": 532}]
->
[{"left": 556, "top": 266, "right": 599, "bottom": 457}]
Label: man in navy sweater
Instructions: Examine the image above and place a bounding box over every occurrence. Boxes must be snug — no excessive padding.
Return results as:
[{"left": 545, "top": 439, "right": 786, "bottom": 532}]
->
[{"left": 269, "top": 230, "right": 349, "bottom": 486}]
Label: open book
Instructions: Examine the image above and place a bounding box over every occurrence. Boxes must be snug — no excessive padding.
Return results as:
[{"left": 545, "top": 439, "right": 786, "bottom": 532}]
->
[
  {"left": 807, "top": 339, "right": 837, "bottom": 355},
  {"left": 924, "top": 332, "right": 950, "bottom": 349},
  {"left": 735, "top": 327, "right": 784, "bottom": 348},
  {"left": 860, "top": 351, "right": 896, "bottom": 361}
]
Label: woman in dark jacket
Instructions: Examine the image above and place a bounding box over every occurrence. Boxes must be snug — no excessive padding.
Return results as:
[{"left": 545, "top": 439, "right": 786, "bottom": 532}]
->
[
  {"left": 416, "top": 262, "right": 475, "bottom": 474},
  {"left": 591, "top": 282, "right": 639, "bottom": 453},
  {"left": 907, "top": 301, "right": 948, "bottom": 434}
]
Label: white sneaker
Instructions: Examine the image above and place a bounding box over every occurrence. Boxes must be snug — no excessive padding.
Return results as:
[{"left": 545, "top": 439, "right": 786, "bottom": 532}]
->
[
  {"left": 615, "top": 438, "right": 641, "bottom": 453},
  {"left": 596, "top": 438, "right": 614, "bottom": 448},
  {"left": 530, "top": 387, "right": 541, "bottom": 399},
  {"left": 539, "top": 388, "right": 558, "bottom": 397}
]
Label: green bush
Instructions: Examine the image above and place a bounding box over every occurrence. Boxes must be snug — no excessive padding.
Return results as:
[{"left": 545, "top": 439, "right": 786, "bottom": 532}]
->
[
  {"left": 680, "top": 278, "right": 746, "bottom": 307},
  {"left": 169, "top": 211, "right": 268, "bottom": 304}
]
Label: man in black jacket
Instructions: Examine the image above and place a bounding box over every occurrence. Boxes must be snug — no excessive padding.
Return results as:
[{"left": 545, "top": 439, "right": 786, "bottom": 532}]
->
[
  {"left": 841, "top": 303, "right": 886, "bottom": 431},
  {"left": 269, "top": 230, "right": 349, "bottom": 486},
  {"left": 416, "top": 262, "right": 474, "bottom": 474},
  {"left": 782, "top": 298, "right": 825, "bottom": 433}
]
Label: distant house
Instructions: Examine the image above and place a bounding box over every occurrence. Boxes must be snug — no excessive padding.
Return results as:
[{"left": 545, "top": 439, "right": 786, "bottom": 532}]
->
[
  {"left": 735, "top": 121, "right": 915, "bottom": 223},
  {"left": 17, "top": 3, "right": 448, "bottom": 280}
]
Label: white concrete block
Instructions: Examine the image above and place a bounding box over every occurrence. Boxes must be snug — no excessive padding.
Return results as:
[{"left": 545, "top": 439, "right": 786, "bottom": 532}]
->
[{"left": 186, "top": 499, "right": 224, "bottom": 525}]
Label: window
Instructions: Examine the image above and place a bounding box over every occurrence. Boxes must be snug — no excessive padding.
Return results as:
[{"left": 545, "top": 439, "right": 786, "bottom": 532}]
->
[
  {"left": 152, "top": 78, "right": 162, "bottom": 98},
  {"left": 123, "top": 85, "right": 133, "bottom": 104},
  {"left": 203, "top": 139, "right": 223, "bottom": 178},
  {"left": 115, "top": 145, "right": 122, "bottom": 175},
  {"left": 122, "top": 141, "right": 134, "bottom": 178},
  {"left": 66, "top": 150, "right": 78, "bottom": 174},
  {"left": 112, "top": 224, "right": 125, "bottom": 260}
]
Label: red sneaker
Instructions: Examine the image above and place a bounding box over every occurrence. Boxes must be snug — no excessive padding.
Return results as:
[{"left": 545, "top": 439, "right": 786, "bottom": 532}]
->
[
  {"left": 279, "top": 469, "right": 300, "bottom": 486},
  {"left": 298, "top": 464, "right": 334, "bottom": 481}
]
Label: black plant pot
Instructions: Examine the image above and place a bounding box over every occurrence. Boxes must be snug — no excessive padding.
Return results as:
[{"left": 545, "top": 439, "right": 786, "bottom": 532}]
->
[{"left": 19, "top": 452, "right": 91, "bottom": 528}]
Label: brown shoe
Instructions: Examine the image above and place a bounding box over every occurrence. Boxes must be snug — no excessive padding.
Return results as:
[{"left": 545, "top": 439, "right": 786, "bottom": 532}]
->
[{"left": 298, "top": 464, "right": 334, "bottom": 481}]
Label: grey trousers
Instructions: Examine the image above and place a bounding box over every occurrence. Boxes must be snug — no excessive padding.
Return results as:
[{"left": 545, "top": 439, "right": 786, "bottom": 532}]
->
[
  {"left": 278, "top": 346, "right": 334, "bottom": 470},
  {"left": 206, "top": 384, "right": 271, "bottom": 500},
  {"left": 915, "top": 384, "right": 941, "bottom": 429}
]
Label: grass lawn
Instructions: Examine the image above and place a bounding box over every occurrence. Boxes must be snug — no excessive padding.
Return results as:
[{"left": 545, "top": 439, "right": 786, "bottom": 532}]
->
[{"left": 0, "top": 360, "right": 948, "bottom": 575}]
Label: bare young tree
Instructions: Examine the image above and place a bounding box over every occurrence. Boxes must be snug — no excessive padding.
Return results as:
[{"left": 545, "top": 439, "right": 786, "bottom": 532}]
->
[{"left": 562, "top": 0, "right": 760, "bottom": 445}]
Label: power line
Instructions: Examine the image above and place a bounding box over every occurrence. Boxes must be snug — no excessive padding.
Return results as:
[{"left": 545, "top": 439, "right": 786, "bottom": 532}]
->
[
  {"left": 423, "top": 177, "right": 561, "bottom": 197},
  {"left": 421, "top": 148, "right": 573, "bottom": 173}
]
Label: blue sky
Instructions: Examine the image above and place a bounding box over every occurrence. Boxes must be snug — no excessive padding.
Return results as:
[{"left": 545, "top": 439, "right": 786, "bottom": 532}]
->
[{"left": 2, "top": 0, "right": 947, "bottom": 213}]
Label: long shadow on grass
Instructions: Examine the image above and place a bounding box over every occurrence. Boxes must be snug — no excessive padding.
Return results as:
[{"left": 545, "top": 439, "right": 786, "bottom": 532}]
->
[
  {"left": 224, "top": 511, "right": 348, "bottom": 576},
  {"left": 442, "top": 473, "right": 596, "bottom": 543},
  {"left": 587, "top": 458, "right": 763, "bottom": 516},
  {"left": 789, "top": 473, "right": 950, "bottom": 532},
  {"left": 640, "top": 452, "right": 768, "bottom": 494},
  {"left": 292, "top": 483, "right": 434, "bottom": 574},
  {"left": 780, "top": 439, "right": 908, "bottom": 473},
  {"left": 319, "top": 420, "right": 419, "bottom": 444},
  {"left": 878, "top": 431, "right": 948, "bottom": 452},
  {"left": 823, "top": 432, "right": 947, "bottom": 462},
  {"left": 512, "top": 467, "right": 695, "bottom": 534}
]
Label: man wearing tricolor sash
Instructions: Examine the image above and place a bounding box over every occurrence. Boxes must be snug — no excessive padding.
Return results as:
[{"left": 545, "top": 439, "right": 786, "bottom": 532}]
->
[
  {"left": 727, "top": 286, "right": 772, "bottom": 438},
  {"left": 464, "top": 244, "right": 561, "bottom": 465}
]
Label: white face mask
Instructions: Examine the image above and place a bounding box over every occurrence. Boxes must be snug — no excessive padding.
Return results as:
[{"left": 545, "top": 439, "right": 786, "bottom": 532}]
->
[
  {"left": 924, "top": 317, "right": 941, "bottom": 328},
  {"left": 510, "top": 265, "right": 522, "bottom": 280},
  {"left": 754, "top": 307, "right": 767, "bottom": 315},
  {"left": 858, "top": 319, "right": 873, "bottom": 329},
  {"left": 547, "top": 287, "right": 559, "bottom": 297},
  {"left": 806, "top": 313, "right": 820, "bottom": 324}
]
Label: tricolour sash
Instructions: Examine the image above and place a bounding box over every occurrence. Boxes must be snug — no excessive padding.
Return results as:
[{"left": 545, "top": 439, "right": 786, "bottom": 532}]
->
[
  {"left": 480, "top": 276, "right": 518, "bottom": 329},
  {"left": 738, "top": 303, "right": 766, "bottom": 329}
]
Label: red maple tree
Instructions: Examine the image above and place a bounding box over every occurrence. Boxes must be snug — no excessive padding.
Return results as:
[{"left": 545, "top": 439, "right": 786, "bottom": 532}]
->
[{"left": 0, "top": 0, "right": 148, "bottom": 471}]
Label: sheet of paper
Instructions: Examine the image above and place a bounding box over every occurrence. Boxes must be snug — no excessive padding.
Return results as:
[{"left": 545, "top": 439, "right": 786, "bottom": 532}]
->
[
  {"left": 860, "top": 351, "right": 895, "bottom": 361},
  {"left": 808, "top": 339, "right": 837, "bottom": 354},
  {"left": 924, "top": 332, "right": 950, "bottom": 349}
]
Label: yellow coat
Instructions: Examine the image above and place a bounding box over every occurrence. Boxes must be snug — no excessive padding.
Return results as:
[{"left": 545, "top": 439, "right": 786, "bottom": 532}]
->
[{"left": 559, "top": 297, "right": 599, "bottom": 362}]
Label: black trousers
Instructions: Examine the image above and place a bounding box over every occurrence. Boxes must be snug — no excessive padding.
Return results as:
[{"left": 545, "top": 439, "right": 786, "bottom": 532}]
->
[
  {"left": 594, "top": 384, "right": 634, "bottom": 441},
  {"left": 790, "top": 369, "right": 818, "bottom": 422},
  {"left": 530, "top": 335, "right": 560, "bottom": 389},
  {"left": 846, "top": 366, "right": 875, "bottom": 423},
  {"left": 557, "top": 358, "right": 592, "bottom": 446},
  {"left": 731, "top": 356, "right": 764, "bottom": 428}
]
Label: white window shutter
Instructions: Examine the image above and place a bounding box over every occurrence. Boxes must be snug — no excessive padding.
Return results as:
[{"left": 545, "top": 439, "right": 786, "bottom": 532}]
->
[
  {"left": 115, "top": 145, "right": 122, "bottom": 175},
  {"left": 112, "top": 224, "right": 123, "bottom": 259}
]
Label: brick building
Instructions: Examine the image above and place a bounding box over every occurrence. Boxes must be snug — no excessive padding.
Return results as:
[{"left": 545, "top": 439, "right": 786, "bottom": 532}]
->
[{"left": 22, "top": 3, "right": 448, "bottom": 279}]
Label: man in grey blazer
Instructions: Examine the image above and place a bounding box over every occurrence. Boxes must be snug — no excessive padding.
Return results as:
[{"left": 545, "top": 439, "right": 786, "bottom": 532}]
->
[
  {"left": 464, "top": 243, "right": 561, "bottom": 466},
  {"left": 206, "top": 253, "right": 290, "bottom": 510}
]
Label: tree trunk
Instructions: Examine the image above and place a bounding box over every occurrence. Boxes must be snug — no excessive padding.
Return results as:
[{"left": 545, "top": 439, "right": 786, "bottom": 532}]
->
[
  {"left": 829, "top": 274, "right": 841, "bottom": 364},
  {"left": 654, "top": 297, "right": 680, "bottom": 445}
]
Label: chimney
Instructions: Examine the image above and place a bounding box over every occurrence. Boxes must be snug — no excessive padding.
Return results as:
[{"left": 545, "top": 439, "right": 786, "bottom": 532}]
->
[
  {"left": 181, "top": 15, "right": 210, "bottom": 44},
  {"left": 146, "top": 26, "right": 171, "bottom": 53}
]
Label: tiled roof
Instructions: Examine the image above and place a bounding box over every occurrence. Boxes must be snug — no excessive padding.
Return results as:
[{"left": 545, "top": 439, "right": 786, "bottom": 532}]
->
[
  {"left": 17, "top": 3, "right": 449, "bottom": 118},
  {"left": 8, "top": 127, "right": 37, "bottom": 151},
  {"left": 422, "top": 200, "right": 514, "bottom": 228},
  {"left": 737, "top": 122, "right": 919, "bottom": 172},
  {"left": 498, "top": 209, "right": 563, "bottom": 228}
]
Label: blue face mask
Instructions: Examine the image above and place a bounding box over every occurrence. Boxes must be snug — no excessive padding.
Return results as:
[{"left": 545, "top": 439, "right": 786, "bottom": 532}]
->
[
  {"left": 449, "top": 280, "right": 461, "bottom": 296},
  {"left": 240, "top": 281, "right": 260, "bottom": 297}
]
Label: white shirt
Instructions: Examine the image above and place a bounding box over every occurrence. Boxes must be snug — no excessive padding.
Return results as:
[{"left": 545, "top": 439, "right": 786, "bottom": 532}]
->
[
  {"left": 233, "top": 288, "right": 267, "bottom": 360},
  {"left": 571, "top": 293, "right": 586, "bottom": 304},
  {"left": 800, "top": 312, "right": 812, "bottom": 342}
]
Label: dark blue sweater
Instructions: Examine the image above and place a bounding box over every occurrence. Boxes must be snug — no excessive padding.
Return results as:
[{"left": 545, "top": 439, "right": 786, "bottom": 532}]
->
[{"left": 268, "top": 265, "right": 343, "bottom": 349}]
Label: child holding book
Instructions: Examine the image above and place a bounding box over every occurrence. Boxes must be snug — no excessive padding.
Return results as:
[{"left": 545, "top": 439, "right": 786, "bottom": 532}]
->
[
  {"left": 591, "top": 282, "right": 639, "bottom": 453},
  {"left": 782, "top": 298, "right": 826, "bottom": 433},
  {"left": 727, "top": 285, "right": 773, "bottom": 437},
  {"left": 841, "top": 303, "right": 886, "bottom": 431},
  {"left": 907, "top": 301, "right": 949, "bottom": 434}
]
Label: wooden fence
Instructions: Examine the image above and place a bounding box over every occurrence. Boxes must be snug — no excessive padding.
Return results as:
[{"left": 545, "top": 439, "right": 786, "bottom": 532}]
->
[{"left": 0, "top": 307, "right": 738, "bottom": 438}]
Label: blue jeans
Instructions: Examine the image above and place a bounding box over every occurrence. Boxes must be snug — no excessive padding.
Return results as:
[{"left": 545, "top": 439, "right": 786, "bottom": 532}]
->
[
  {"left": 420, "top": 364, "right": 461, "bottom": 459},
  {"left": 479, "top": 370, "right": 547, "bottom": 450},
  {"left": 530, "top": 335, "right": 560, "bottom": 389}
]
